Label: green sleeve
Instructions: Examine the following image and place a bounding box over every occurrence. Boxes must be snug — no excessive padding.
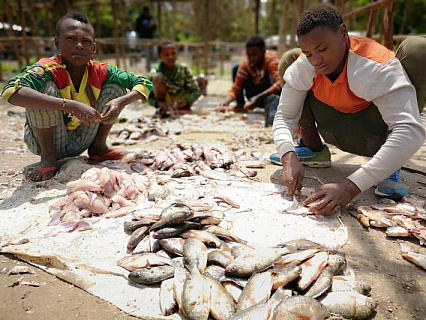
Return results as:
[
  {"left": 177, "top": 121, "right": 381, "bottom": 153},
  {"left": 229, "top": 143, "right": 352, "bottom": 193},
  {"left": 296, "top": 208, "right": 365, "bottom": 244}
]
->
[
  {"left": 104, "top": 64, "right": 153, "bottom": 102},
  {"left": 182, "top": 65, "right": 201, "bottom": 105},
  {"left": 1, "top": 64, "right": 54, "bottom": 101}
]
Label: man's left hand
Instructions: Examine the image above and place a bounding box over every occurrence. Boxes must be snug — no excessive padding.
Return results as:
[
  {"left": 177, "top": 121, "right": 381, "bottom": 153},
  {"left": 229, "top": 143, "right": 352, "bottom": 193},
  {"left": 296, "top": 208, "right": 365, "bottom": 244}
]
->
[
  {"left": 100, "top": 99, "right": 123, "bottom": 124},
  {"left": 303, "top": 179, "right": 361, "bottom": 216}
]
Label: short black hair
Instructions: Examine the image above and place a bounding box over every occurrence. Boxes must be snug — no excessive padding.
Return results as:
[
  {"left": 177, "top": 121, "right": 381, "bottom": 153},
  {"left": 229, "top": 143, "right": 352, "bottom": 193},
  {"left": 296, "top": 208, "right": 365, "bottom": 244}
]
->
[
  {"left": 157, "top": 40, "right": 174, "bottom": 55},
  {"left": 56, "top": 11, "right": 95, "bottom": 37},
  {"left": 297, "top": 4, "right": 343, "bottom": 37},
  {"left": 246, "top": 35, "right": 265, "bottom": 50}
]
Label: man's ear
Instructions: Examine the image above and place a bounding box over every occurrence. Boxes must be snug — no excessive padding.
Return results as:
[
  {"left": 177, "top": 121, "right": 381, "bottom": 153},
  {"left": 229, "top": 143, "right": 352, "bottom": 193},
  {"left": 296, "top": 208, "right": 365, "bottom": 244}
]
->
[
  {"left": 340, "top": 23, "right": 348, "bottom": 37},
  {"left": 93, "top": 42, "right": 97, "bottom": 54},
  {"left": 54, "top": 36, "right": 59, "bottom": 49}
]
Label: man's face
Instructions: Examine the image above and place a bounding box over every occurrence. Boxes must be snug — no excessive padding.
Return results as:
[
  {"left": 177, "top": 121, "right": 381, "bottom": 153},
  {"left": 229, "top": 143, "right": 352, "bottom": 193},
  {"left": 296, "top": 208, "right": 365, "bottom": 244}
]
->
[
  {"left": 299, "top": 25, "right": 347, "bottom": 76},
  {"left": 246, "top": 46, "right": 265, "bottom": 68},
  {"left": 55, "top": 18, "right": 96, "bottom": 67},
  {"left": 159, "top": 45, "right": 177, "bottom": 69}
]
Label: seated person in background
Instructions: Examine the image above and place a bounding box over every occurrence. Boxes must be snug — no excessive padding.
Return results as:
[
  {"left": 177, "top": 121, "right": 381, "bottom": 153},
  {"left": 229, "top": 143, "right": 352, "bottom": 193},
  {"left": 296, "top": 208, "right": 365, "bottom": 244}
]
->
[
  {"left": 271, "top": 4, "right": 425, "bottom": 214},
  {"left": 149, "top": 41, "right": 207, "bottom": 118},
  {"left": 1, "top": 11, "right": 152, "bottom": 182},
  {"left": 217, "top": 35, "right": 282, "bottom": 127}
]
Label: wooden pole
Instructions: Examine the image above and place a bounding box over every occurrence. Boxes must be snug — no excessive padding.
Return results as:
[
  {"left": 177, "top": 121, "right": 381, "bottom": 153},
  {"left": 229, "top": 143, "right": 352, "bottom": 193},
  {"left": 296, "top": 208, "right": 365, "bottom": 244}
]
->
[
  {"left": 278, "top": 0, "right": 289, "bottom": 55},
  {"left": 4, "top": 0, "right": 22, "bottom": 70},
  {"left": 219, "top": 0, "right": 224, "bottom": 76},
  {"left": 382, "top": 1, "right": 394, "bottom": 49},
  {"left": 119, "top": 0, "right": 127, "bottom": 69},
  {"left": 18, "top": 1, "right": 30, "bottom": 66},
  {"left": 26, "top": 0, "right": 41, "bottom": 60},
  {"left": 270, "top": 0, "right": 277, "bottom": 35},
  {"left": 342, "top": 0, "right": 393, "bottom": 19},
  {"left": 157, "top": 0, "right": 162, "bottom": 39},
  {"left": 366, "top": 0, "right": 378, "bottom": 38},
  {"left": 111, "top": 0, "right": 120, "bottom": 67},
  {"left": 254, "top": 0, "right": 260, "bottom": 35},
  {"left": 203, "top": 0, "right": 209, "bottom": 75}
]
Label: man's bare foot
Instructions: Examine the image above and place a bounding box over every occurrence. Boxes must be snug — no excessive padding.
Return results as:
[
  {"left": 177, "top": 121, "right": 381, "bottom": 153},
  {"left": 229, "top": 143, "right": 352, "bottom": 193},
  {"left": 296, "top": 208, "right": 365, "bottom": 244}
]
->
[
  {"left": 88, "top": 145, "right": 127, "bottom": 160},
  {"left": 25, "top": 165, "right": 59, "bottom": 182}
]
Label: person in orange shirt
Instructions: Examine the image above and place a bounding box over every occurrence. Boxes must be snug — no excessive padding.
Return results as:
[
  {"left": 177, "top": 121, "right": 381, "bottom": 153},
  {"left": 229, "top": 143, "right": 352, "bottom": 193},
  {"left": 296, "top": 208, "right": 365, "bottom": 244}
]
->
[
  {"left": 271, "top": 5, "right": 425, "bottom": 214},
  {"left": 217, "top": 36, "right": 282, "bottom": 127}
]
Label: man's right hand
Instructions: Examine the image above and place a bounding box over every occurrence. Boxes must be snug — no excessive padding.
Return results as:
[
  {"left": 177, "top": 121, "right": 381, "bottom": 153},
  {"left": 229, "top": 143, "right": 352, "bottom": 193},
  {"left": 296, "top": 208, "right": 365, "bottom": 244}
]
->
[
  {"left": 69, "top": 100, "right": 101, "bottom": 126},
  {"left": 281, "top": 151, "right": 304, "bottom": 196}
]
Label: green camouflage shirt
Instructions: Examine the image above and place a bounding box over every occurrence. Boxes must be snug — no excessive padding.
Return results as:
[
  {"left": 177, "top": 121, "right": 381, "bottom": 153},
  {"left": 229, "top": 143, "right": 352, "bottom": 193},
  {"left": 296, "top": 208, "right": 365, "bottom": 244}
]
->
[{"left": 148, "top": 61, "right": 200, "bottom": 106}]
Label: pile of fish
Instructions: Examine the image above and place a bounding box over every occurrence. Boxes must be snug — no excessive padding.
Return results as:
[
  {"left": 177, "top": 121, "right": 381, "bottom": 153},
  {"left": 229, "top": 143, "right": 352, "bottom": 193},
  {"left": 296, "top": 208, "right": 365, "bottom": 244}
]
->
[
  {"left": 356, "top": 195, "right": 426, "bottom": 244},
  {"left": 111, "top": 116, "right": 169, "bottom": 145},
  {"left": 46, "top": 167, "right": 145, "bottom": 236},
  {"left": 111, "top": 113, "right": 264, "bottom": 146},
  {"left": 123, "top": 143, "right": 266, "bottom": 180},
  {"left": 118, "top": 202, "right": 376, "bottom": 319},
  {"left": 232, "top": 132, "right": 274, "bottom": 148},
  {"left": 355, "top": 195, "right": 426, "bottom": 270}
]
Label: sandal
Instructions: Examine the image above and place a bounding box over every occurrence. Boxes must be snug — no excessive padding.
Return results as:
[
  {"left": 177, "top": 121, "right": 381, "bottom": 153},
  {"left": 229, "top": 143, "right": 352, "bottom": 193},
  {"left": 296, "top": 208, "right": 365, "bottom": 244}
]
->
[{"left": 26, "top": 166, "right": 59, "bottom": 182}]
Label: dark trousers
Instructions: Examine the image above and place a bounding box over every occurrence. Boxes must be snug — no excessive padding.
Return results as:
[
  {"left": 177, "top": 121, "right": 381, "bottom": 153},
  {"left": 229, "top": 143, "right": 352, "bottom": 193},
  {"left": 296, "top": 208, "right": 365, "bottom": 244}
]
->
[{"left": 232, "top": 63, "right": 280, "bottom": 126}]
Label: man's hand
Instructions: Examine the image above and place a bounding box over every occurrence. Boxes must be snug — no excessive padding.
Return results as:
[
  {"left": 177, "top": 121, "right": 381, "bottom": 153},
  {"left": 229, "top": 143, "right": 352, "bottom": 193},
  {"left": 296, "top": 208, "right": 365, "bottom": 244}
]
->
[
  {"left": 244, "top": 95, "right": 260, "bottom": 111},
  {"left": 281, "top": 151, "right": 304, "bottom": 196},
  {"left": 303, "top": 179, "right": 361, "bottom": 216},
  {"left": 216, "top": 96, "right": 233, "bottom": 112},
  {"left": 70, "top": 100, "right": 101, "bottom": 125},
  {"left": 100, "top": 98, "right": 124, "bottom": 124}
]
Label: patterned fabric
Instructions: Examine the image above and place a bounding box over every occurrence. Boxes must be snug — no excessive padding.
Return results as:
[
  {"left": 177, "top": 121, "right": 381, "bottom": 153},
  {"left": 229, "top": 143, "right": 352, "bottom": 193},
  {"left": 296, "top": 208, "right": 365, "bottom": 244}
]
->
[
  {"left": 24, "top": 81, "right": 126, "bottom": 159},
  {"left": 148, "top": 61, "right": 200, "bottom": 107},
  {"left": 229, "top": 50, "right": 281, "bottom": 100},
  {"left": 2, "top": 54, "right": 152, "bottom": 130}
]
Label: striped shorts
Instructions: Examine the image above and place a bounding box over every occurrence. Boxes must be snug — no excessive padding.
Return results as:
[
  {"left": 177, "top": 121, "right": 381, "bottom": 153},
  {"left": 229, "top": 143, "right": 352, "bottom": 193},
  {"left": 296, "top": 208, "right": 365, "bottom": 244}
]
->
[{"left": 24, "top": 81, "right": 126, "bottom": 159}]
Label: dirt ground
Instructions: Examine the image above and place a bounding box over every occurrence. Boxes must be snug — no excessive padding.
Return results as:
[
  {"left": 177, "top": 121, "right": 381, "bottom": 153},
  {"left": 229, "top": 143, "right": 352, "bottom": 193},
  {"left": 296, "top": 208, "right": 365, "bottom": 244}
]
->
[{"left": 0, "top": 76, "right": 425, "bottom": 320}]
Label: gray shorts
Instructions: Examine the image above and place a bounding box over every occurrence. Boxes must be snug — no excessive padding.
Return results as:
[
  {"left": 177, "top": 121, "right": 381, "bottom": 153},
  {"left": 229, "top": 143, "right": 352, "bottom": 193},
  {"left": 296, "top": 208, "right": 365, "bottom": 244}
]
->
[{"left": 24, "top": 81, "right": 126, "bottom": 159}]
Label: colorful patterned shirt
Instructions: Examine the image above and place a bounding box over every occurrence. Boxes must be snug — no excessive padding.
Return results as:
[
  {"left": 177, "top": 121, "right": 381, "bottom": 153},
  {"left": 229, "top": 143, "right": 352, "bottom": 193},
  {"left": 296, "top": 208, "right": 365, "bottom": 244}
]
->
[
  {"left": 229, "top": 50, "right": 282, "bottom": 99},
  {"left": 148, "top": 61, "right": 200, "bottom": 107},
  {"left": 2, "top": 55, "right": 152, "bottom": 130}
]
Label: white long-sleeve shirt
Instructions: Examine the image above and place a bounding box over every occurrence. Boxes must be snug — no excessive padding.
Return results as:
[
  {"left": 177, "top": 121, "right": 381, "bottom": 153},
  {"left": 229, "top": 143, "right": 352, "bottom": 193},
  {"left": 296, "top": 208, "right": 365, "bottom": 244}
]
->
[{"left": 273, "top": 36, "right": 425, "bottom": 192}]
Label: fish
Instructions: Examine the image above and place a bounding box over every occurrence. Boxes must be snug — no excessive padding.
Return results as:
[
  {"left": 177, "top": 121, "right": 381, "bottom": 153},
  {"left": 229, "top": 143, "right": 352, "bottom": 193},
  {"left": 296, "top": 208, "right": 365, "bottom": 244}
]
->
[
  {"left": 206, "top": 276, "right": 236, "bottom": 319},
  {"left": 231, "top": 245, "right": 255, "bottom": 258},
  {"left": 127, "top": 265, "right": 175, "bottom": 285},
  {"left": 182, "top": 273, "right": 211, "bottom": 320},
  {"left": 126, "top": 226, "right": 149, "bottom": 253},
  {"left": 275, "top": 239, "right": 323, "bottom": 253},
  {"left": 183, "top": 238, "right": 208, "bottom": 274},
  {"left": 228, "top": 287, "right": 288, "bottom": 320},
  {"left": 203, "top": 225, "right": 247, "bottom": 245},
  {"left": 204, "top": 265, "right": 226, "bottom": 282},
  {"left": 149, "top": 207, "right": 194, "bottom": 231},
  {"left": 226, "top": 249, "right": 282, "bottom": 277},
  {"left": 123, "top": 218, "right": 158, "bottom": 233},
  {"left": 297, "top": 251, "right": 329, "bottom": 291},
  {"left": 272, "top": 296, "right": 331, "bottom": 320},
  {"left": 158, "top": 238, "right": 185, "bottom": 256},
  {"left": 330, "top": 276, "right": 371, "bottom": 295},
  {"left": 271, "top": 265, "right": 302, "bottom": 290},
  {"left": 386, "top": 226, "right": 412, "bottom": 237},
  {"left": 274, "top": 248, "right": 321, "bottom": 267},
  {"left": 222, "top": 281, "right": 243, "bottom": 303},
  {"left": 173, "top": 267, "right": 189, "bottom": 314},
  {"left": 151, "top": 221, "right": 202, "bottom": 239},
  {"left": 181, "top": 230, "right": 222, "bottom": 248},
  {"left": 319, "top": 291, "right": 376, "bottom": 319},
  {"left": 208, "top": 250, "right": 234, "bottom": 268},
  {"left": 236, "top": 271, "right": 274, "bottom": 311},
  {"left": 304, "top": 268, "right": 333, "bottom": 298},
  {"left": 398, "top": 240, "right": 426, "bottom": 270},
  {"left": 159, "top": 278, "right": 177, "bottom": 316},
  {"left": 117, "top": 253, "right": 175, "bottom": 271}
]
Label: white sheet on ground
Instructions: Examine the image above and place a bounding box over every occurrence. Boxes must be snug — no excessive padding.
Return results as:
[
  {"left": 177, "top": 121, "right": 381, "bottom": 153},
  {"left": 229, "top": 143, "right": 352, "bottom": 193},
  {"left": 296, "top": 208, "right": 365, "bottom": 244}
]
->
[{"left": 0, "top": 162, "right": 347, "bottom": 319}]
